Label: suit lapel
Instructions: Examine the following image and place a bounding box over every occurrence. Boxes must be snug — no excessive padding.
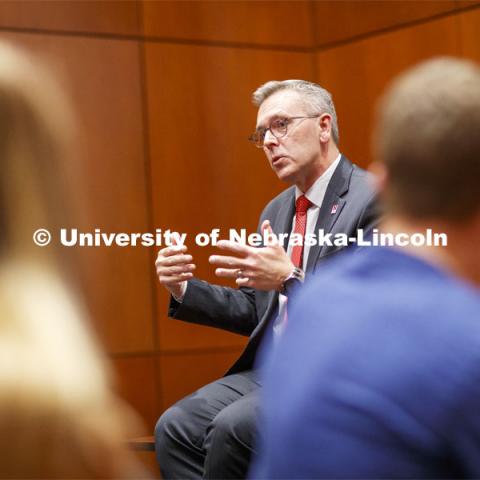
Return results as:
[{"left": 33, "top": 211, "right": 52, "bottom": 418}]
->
[
  {"left": 256, "top": 188, "right": 295, "bottom": 332},
  {"left": 305, "top": 155, "right": 352, "bottom": 273},
  {"left": 272, "top": 187, "right": 295, "bottom": 251}
]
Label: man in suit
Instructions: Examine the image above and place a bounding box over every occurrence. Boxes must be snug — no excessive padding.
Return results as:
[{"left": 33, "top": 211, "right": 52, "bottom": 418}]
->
[
  {"left": 251, "top": 59, "right": 480, "bottom": 478},
  {"left": 154, "top": 80, "right": 378, "bottom": 479}
]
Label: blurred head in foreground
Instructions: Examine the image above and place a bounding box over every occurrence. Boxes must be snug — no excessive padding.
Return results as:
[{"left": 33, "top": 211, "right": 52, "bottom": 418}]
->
[
  {"left": 373, "top": 57, "right": 480, "bottom": 285},
  {"left": 0, "top": 43, "right": 144, "bottom": 478}
]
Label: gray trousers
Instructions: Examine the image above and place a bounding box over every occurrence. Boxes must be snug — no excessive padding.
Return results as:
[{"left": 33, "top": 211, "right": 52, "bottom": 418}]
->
[{"left": 154, "top": 371, "right": 261, "bottom": 479}]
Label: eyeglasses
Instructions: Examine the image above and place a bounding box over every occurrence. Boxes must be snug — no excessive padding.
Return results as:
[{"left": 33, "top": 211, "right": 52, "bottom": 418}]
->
[{"left": 248, "top": 115, "right": 320, "bottom": 148}]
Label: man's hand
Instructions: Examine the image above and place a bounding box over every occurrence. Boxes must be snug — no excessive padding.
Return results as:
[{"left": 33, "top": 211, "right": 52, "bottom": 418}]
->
[
  {"left": 155, "top": 243, "right": 196, "bottom": 300},
  {"left": 209, "top": 220, "right": 294, "bottom": 291}
]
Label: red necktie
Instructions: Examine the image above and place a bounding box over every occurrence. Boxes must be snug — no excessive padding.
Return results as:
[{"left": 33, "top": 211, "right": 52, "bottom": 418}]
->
[{"left": 290, "top": 195, "right": 312, "bottom": 268}]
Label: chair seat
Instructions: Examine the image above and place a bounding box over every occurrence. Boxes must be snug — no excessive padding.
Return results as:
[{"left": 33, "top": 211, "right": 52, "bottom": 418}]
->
[{"left": 128, "top": 435, "right": 155, "bottom": 452}]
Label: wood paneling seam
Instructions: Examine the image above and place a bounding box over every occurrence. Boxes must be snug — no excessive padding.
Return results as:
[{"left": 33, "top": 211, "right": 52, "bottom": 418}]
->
[{"left": 313, "top": 3, "right": 479, "bottom": 52}]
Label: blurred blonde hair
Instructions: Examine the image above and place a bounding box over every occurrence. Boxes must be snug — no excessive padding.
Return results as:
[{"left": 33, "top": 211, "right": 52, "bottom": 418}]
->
[
  {"left": 0, "top": 43, "right": 146, "bottom": 478},
  {"left": 0, "top": 42, "right": 72, "bottom": 259}
]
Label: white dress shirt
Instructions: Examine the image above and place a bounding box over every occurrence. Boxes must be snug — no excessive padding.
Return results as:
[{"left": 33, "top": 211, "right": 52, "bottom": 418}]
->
[{"left": 273, "top": 153, "right": 342, "bottom": 337}]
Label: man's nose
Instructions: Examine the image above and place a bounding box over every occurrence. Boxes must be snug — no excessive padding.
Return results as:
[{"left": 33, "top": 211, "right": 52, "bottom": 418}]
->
[{"left": 263, "top": 129, "right": 279, "bottom": 148}]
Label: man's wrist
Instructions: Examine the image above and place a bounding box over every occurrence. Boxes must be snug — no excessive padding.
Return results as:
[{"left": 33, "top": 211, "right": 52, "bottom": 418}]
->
[
  {"left": 280, "top": 267, "right": 305, "bottom": 296},
  {"left": 277, "top": 265, "right": 294, "bottom": 292},
  {"left": 171, "top": 281, "right": 187, "bottom": 303}
]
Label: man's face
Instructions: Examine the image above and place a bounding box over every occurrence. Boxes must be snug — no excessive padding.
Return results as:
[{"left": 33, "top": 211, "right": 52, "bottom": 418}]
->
[{"left": 256, "top": 90, "right": 323, "bottom": 187}]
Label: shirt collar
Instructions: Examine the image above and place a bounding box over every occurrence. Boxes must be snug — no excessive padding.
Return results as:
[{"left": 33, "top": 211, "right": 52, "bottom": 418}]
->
[{"left": 295, "top": 153, "right": 342, "bottom": 207}]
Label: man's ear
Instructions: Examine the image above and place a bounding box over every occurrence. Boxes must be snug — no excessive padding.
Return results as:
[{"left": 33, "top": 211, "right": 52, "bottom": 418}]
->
[
  {"left": 318, "top": 114, "right": 331, "bottom": 143},
  {"left": 368, "top": 161, "right": 388, "bottom": 195}
]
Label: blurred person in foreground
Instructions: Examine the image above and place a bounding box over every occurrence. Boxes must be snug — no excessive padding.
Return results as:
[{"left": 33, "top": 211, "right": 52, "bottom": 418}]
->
[
  {"left": 0, "top": 43, "right": 146, "bottom": 479},
  {"left": 251, "top": 57, "right": 480, "bottom": 479}
]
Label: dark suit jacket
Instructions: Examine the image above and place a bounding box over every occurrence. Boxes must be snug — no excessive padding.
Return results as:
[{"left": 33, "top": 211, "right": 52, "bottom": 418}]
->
[{"left": 169, "top": 156, "right": 379, "bottom": 374}]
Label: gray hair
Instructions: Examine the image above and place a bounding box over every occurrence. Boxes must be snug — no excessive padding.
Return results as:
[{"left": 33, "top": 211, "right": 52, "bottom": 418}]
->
[{"left": 252, "top": 80, "right": 339, "bottom": 145}]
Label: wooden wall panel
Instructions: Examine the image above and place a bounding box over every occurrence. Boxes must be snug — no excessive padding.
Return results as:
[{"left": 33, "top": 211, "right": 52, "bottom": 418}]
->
[
  {"left": 158, "top": 349, "right": 244, "bottom": 410},
  {"left": 145, "top": 43, "right": 313, "bottom": 351},
  {"left": 315, "top": 16, "right": 459, "bottom": 168},
  {"left": 142, "top": 0, "right": 313, "bottom": 47},
  {"left": 313, "top": 0, "right": 457, "bottom": 47},
  {"left": 0, "top": 0, "right": 140, "bottom": 36},
  {"left": 4, "top": 0, "right": 475, "bottom": 445},
  {"left": 113, "top": 356, "right": 159, "bottom": 430},
  {"left": 457, "top": 0, "right": 480, "bottom": 8},
  {"left": 158, "top": 320, "right": 248, "bottom": 353},
  {"left": 1, "top": 32, "right": 154, "bottom": 353},
  {"left": 133, "top": 451, "right": 161, "bottom": 479},
  {"left": 459, "top": 8, "right": 480, "bottom": 60}
]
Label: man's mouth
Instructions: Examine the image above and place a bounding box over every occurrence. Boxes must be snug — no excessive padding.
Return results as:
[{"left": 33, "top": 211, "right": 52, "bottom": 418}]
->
[{"left": 271, "top": 155, "right": 287, "bottom": 166}]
